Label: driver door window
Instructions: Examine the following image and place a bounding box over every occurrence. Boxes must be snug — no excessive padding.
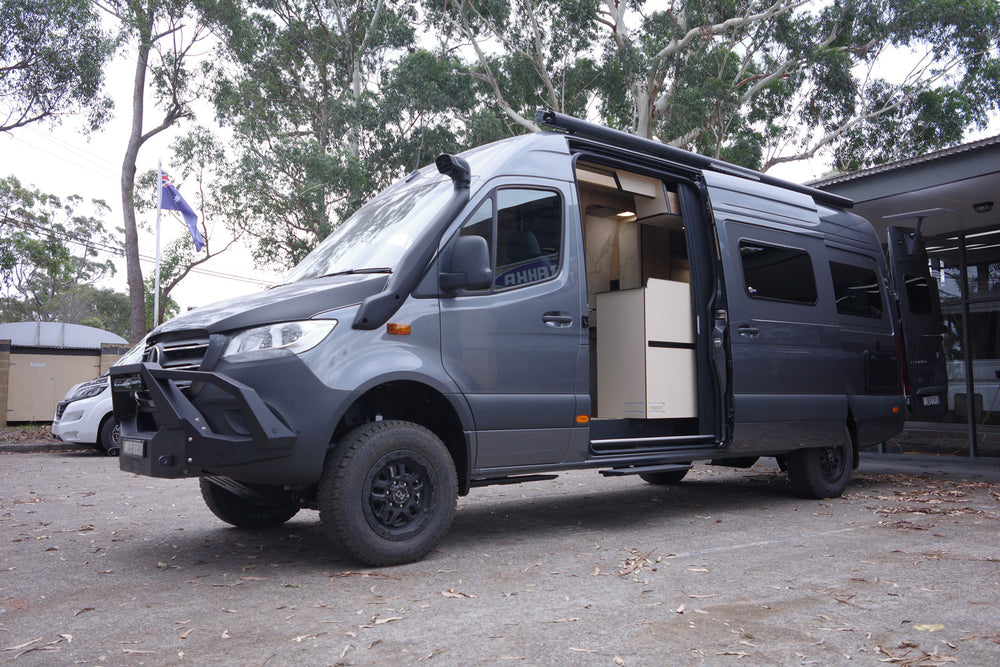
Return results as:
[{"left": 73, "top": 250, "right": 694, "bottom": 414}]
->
[{"left": 457, "top": 188, "right": 562, "bottom": 292}]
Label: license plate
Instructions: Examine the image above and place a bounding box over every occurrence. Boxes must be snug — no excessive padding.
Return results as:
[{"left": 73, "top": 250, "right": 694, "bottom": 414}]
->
[
  {"left": 922, "top": 395, "right": 941, "bottom": 407},
  {"left": 122, "top": 438, "right": 146, "bottom": 457},
  {"left": 112, "top": 374, "right": 143, "bottom": 393}
]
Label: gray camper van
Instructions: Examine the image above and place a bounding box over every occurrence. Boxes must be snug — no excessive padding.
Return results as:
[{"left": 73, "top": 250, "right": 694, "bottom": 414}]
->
[{"left": 111, "top": 112, "right": 946, "bottom": 566}]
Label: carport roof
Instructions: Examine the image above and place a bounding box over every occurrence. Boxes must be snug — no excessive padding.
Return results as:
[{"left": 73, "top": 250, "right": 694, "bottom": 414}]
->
[{"left": 811, "top": 134, "right": 1000, "bottom": 241}]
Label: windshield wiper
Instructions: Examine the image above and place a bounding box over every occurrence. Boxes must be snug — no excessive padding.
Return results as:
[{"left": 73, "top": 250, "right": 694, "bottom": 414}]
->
[
  {"left": 273, "top": 267, "right": 393, "bottom": 288},
  {"left": 312, "top": 267, "right": 393, "bottom": 280}
]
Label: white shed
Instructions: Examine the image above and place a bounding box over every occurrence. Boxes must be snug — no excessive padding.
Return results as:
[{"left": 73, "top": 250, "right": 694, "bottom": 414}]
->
[{"left": 0, "top": 322, "right": 130, "bottom": 424}]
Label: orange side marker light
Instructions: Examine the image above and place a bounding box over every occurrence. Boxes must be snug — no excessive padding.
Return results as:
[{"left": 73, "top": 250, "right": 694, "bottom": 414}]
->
[
  {"left": 387, "top": 323, "right": 411, "bottom": 335},
  {"left": 576, "top": 414, "right": 590, "bottom": 424}
]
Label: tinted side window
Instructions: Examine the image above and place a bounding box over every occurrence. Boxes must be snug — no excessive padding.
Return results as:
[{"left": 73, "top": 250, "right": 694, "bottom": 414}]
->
[
  {"left": 904, "top": 274, "right": 932, "bottom": 314},
  {"left": 460, "top": 199, "right": 494, "bottom": 260},
  {"left": 495, "top": 189, "right": 562, "bottom": 290},
  {"left": 830, "top": 261, "right": 883, "bottom": 318},
  {"left": 739, "top": 241, "right": 817, "bottom": 304}
]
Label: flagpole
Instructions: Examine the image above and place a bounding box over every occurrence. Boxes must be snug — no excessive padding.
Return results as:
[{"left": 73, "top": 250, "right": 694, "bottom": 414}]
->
[{"left": 154, "top": 159, "right": 163, "bottom": 329}]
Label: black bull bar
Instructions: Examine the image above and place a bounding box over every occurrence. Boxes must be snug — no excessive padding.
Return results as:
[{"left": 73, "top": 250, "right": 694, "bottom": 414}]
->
[{"left": 110, "top": 362, "right": 296, "bottom": 478}]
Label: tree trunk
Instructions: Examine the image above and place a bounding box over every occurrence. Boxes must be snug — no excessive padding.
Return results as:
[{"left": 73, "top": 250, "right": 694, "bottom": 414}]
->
[
  {"left": 635, "top": 82, "right": 653, "bottom": 139},
  {"left": 122, "top": 8, "right": 153, "bottom": 343}
]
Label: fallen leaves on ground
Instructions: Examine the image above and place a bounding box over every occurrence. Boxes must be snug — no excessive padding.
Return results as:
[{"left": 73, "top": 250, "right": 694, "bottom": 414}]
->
[
  {"left": 875, "top": 643, "right": 958, "bottom": 665},
  {"left": 441, "top": 589, "right": 477, "bottom": 599},
  {"left": 3, "top": 634, "right": 72, "bottom": 659},
  {"left": 619, "top": 548, "right": 656, "bottom": 577},
  {"left": 849, "top": 477, "right": 1000, "bottom": 521}
]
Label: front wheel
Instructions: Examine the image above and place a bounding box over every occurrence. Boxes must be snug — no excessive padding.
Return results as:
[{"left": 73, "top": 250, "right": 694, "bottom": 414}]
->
[
  {"left": 200, "top": 477, "right": 299, "bottom": 528},
  {"left": 98, "top": 416, "right": 120, "bottom": 456},
  {"left": 786, "top": 428, "right": 854, "bottom": 499},
  {"left": 318, "top": 420, "right": 457, "bottom": 567}
]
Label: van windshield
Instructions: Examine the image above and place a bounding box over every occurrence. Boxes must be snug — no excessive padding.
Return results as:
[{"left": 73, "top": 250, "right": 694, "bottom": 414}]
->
[
  {"left": 282, "top": 171, "right": 454, "bottom": 284},
  {"left": 101, "top": 338, "right": 147, "bottom": 376}
]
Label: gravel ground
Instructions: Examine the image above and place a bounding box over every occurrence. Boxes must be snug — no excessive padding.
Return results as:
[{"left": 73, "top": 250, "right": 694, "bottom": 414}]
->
[{"left": 2, "top": 451, "right": 999, "bottom": 666}]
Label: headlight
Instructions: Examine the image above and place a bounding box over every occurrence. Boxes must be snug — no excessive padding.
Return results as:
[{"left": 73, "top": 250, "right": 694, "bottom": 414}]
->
[
  {"left": 67, "top": 381, "right": 108, "bottom": 402},
  {"left": 222, "top": 320, "right": 337, "bottom": 363}
]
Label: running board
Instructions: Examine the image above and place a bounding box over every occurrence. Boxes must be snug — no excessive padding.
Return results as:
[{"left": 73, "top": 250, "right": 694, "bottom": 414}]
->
[
  {"left": 600, "top": 463, "right": 693, "bottom": 477},
  {"left": 470, "top": 474, "right": 559, "bottom": 488},
  {"left": 590, "top": 433, "right": 715, "bottom": 447}
]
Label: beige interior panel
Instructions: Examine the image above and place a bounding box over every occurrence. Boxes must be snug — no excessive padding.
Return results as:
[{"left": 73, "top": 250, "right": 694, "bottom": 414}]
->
[
  {"left": 595, "top": 279, "right": 697, "bottom": 419},
  {"left": 646, "top": 347, "right": 698, "bottom": 419},
  {"left": 596, "top": 288, "right": 647, "bottom": 418},
  {"left": 645, "top": 279, "right": 694, "bottom": 343}
]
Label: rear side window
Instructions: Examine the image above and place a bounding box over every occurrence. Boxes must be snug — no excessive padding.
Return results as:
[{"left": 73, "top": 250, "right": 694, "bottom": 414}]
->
[
  {"left": 830, "top": 261, "right": 884, "bottom": 318},
  {"left": 739, "top": 241, "right": 817, "bottom": 304},
  {"left": 904, "top": 274, "right": 933, "bottom": 314}
]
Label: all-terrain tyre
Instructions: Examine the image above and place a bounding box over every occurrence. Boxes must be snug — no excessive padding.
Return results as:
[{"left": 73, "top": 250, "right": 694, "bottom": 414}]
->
[
  {"left": 639, "top": 466, "right": 689, "bottom": 485},
  {"left": 318, "top": 420, "right": 458, "bottom": 567},
  {"left": 786, "top": 428, "right": 854, "bottom": 499},
  {"left": 98, "top": 416, "right": 121, "bottom": 456},
  {"left": 200, "top": 477, "right": 299, "bottom": 528}
]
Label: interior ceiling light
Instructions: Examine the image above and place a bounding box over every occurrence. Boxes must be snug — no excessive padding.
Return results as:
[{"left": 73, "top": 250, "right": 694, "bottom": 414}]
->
[{"left": 973, "top": 201, "right": 993, "bottom": 213}]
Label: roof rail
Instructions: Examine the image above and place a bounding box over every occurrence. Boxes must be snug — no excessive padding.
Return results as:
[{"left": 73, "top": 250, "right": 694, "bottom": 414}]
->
[{"left": 534, "top": 110, "right": 854, "bottom": 210}]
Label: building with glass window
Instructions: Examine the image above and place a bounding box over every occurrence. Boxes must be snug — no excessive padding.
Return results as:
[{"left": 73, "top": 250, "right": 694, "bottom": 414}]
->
[{"left": 814, "top": 136, "right": 1000, "bottom": 458}]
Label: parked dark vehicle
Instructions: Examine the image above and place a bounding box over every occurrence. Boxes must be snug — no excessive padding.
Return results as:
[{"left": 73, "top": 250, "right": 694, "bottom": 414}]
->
[{"left": 111, "top": 112, "right": 946, "bottom": 566}]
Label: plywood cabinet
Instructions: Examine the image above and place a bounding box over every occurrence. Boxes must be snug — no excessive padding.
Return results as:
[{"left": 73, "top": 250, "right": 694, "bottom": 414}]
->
[{"left": 596, "top": 279, "right": 697, "bottom": 419}]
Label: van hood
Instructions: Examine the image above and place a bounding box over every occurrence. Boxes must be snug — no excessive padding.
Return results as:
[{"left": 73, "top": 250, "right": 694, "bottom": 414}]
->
[{"left": 153, "top": 274, "right": 389, "bottom": 336}]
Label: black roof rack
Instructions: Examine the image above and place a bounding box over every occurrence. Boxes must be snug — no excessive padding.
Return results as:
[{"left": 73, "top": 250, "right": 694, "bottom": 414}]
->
[{"left": 535, "top": 110, "right": 854, "bottom": 210}]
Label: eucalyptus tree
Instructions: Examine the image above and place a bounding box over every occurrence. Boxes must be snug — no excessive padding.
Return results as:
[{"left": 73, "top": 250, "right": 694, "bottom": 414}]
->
[
  {"left": 201, "top": 0, "right": 411, "bottom": 268},
  {"left": 434, "top": 0, "right": 1000, "bottom": 172},
  {"left": 203, "top": 0, "right": 498, "bottom": 269},
  {"left": 94, "top": 0, "right": 212, "bottom": 342},
  {"left": 0, "top": 176, "right": 119, "bottom": 324},
  {"left": 0, "top": 0, "right": 113, "bottom": 132}
]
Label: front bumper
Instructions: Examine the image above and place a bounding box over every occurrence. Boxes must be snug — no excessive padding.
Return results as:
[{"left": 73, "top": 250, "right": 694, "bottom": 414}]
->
[
  {"left": 51, "top": 393, "right": 109, "bottom": 444},
  {"left": 111, "top": 361, "right": 305, "bottom": 480}
]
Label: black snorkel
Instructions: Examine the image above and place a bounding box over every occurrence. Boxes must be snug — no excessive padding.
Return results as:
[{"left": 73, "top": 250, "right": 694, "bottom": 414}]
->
[{"left": 352, "top": 154, "right": 472, "bottom": 330}]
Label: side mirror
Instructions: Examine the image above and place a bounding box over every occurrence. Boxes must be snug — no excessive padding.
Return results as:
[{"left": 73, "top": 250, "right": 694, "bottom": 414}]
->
[{"left": 440, "top": 235, "right": 492, "bottom": 292}]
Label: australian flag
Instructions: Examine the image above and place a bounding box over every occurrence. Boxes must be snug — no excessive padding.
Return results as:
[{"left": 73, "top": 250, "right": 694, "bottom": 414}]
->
[{"left": 161, "top": 172, "right": 205, "bottom": 251}]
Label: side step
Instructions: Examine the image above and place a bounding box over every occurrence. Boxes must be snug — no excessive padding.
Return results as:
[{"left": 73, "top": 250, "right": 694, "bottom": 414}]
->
[
  {"left": 600, "top": 463, "right": 692, "bottom": 477},
  {"left": 470, "top": 474, "right": 559, "bottom": 488}
]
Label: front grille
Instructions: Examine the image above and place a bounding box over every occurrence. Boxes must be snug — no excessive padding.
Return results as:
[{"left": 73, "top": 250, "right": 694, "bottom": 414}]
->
[
  {"left": 55, "top": 400, "right": 69, "bottom": 419},
  {"left": 144, "top": 336, "right": 211, "bottom": 371}
]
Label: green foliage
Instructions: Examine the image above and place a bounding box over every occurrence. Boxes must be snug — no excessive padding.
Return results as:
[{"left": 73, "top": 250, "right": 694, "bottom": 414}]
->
[
  {"left": 429, "top": 0, "right": 1000, "bottom": 172},
  {"left": 122, "top": 0, "right": 999, "bottom": 279},
  {"left": 0, "top": 0, "right": 114, "bottom": 131},
  {"left": 0, "top": 176, "right": 121, "bottom": 326},
  {"left": 203, "top": 0, "right": 512, "bottom": 269},
  {"left": 46, "top": 286, "right": 131, "bottom": 339}
]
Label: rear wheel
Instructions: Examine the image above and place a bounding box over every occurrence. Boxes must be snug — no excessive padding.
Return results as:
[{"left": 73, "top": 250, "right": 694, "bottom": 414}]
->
[
  {"left": 98, "top": 416, "right": 120, "bottom": 456},
  {"left": 786, "top": 428, "right": 854, "bottom": 498},
  {"left": 318, "top": 420, "right": 457, "bottom": 567},
  {"left": 639, "top": 466, "right": 689, "bottom": 485},
  {"left": 200, "top": 477, "right": 299, "bottom": 528}
]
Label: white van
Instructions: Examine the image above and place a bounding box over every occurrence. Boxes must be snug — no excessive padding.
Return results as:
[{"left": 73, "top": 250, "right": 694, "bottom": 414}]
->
[{"left": 52, "top": 339, "right": 145, "bottom": 455}]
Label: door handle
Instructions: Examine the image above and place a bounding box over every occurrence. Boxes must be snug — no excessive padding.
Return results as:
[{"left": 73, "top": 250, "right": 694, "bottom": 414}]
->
[
  {"left": 737, "top": 324, "right": 760, "bottom": 339},
  {"left": 542, "top": 312, "right": 574, "bottom": 328}
]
